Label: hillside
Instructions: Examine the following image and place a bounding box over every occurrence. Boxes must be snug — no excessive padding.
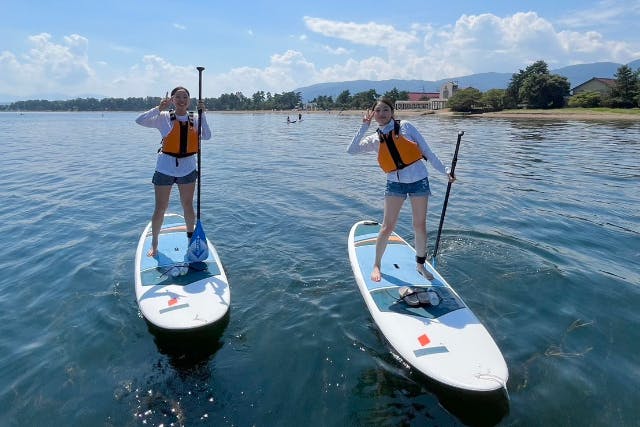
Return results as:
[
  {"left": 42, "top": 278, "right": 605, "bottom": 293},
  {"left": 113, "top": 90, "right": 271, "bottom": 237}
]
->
[{"left": 295, "top": 59, "right": 640, "bottom": 102}]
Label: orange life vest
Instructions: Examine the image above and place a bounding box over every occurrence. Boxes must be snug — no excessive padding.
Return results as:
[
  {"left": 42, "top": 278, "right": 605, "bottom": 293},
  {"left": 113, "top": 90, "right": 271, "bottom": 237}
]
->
[
  {"left": 377, "top": 120, "right": 423, "bottom": 173},
  {"left": 161, "top": 111, "right": 199, "bottom": 157}
]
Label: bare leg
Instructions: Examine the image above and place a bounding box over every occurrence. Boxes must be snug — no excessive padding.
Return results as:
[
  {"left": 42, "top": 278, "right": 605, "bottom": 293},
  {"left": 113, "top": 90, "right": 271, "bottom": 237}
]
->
[
  {"left": 410, "top": 195, "right": 433, "bottom": 280},
  {"left": 148, "top": 184, "right": 172, "bottom": 257},
  {"left": 372, "top": 196, "right": 405, "bottom": 282},
  {"left": 177, "top": 181, "right": 196, "bottom": 234}
]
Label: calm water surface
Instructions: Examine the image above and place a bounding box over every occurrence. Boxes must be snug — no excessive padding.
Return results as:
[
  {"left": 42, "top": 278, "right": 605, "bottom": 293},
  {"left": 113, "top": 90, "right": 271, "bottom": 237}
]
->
[{"left": 0, "top": 111, "right": 638, "bottom": 426}]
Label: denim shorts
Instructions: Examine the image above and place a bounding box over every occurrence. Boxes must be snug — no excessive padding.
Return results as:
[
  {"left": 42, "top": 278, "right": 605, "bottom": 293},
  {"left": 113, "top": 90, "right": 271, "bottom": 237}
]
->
[
  {"left": 152, "top": 169, "right": 198, "bottom": 186},
  {"left": 385, "top": 177, "right": 431, "bottom": 199}
]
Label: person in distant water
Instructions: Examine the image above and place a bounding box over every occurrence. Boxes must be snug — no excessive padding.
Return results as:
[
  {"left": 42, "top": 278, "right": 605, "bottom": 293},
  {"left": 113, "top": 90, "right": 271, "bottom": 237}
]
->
[
  {"left": 135, "top": 87, "right": 211, "bottom": 257},
  {"left": 298, "top": 113, "right": 302, "bottom": 121},
  {"left": 287, "top": 116, "right": 291, "bottom": 123},
  {"left": 347, "top": 98, "right": 455, "bottom": 282}
]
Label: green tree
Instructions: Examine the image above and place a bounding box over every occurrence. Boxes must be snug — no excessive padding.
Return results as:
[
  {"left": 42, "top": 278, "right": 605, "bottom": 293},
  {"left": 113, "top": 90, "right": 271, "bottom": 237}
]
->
[
  {"left": 506, "top": 60, "right": 569, "bottom": 109},
  {"left": 335, "top": 90, "right": 352, "bottom": 109},
  {"left": 568, "top": 91, "right": 601, "bottom": 108},
  {"left": 506, "top": 61, "right": 549, "bottom": 107},
  {"left": 610, "top": 65, "right": 639, "bottom": 108},
  {"left": 480, "top": 89, "right": 506, "bottom": 111},
  {"left": 382, "top": 87, "right": 409, "bottom": 105},
  {"left": 447, "top": 87, "right": 482, "bottom": 112},
  {"left": 251, "top": 91, "right": 266, "bottom": 110},
  {"left": 311, "top": 95, "right": 334, "bottom": 110},
  {"left": 519, "top": 73, "right": 569, "bottom": 108},
  {"left": 350, "top": 89, "right": 378, "bottom": 109}
]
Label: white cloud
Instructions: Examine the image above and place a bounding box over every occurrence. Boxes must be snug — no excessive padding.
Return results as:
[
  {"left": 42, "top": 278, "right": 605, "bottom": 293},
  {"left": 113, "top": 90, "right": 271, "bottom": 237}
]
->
[
  {"left": 557, "top": 0, "right": 640, "bottom": 29},
  {"left": 115, "top": 55, "right": 197, "bottom": 97},
  {"left": 212, "top": 50, "right": 317, "bottom": 95},
  {"left": 303, "top": 16, "right": 419, "bottom": 50},
  {"left": 322, "top": 45, "right": 350, "bottom": 55},
  {"left": 203, "top": 11, "right": 637, "bottom": 95},
  {"left": 2, "top": 10, "right": 639, "bottom": 101},
  {"left": 173, "top": 23, "right": 187, "bottom": 30},
  {"left": 0, "top": 33, "right": 94, "bottom": 97},
  {"left": 429, "top": 12, "right": 640, "bottom": 72}
]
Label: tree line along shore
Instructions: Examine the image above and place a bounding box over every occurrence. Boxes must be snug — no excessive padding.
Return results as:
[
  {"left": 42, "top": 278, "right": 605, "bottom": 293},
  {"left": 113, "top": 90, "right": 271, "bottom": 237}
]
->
[{"left": 3, "top": 60, "right": 639, "bottom": 117}]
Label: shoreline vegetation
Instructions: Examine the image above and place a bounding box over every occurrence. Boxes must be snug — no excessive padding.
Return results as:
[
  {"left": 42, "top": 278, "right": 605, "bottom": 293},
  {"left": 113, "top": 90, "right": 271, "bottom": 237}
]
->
[
  {"left": 228, "top": 107, "right": 640, "bottom": 121},
  {"left": 6, "top": 107, "right": 639, "bottom": 120}
]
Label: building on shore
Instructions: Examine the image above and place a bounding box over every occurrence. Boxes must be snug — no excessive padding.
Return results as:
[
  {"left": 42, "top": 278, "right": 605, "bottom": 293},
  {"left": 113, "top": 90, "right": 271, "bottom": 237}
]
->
[
  {"left": 571, "top": 78, "right": 616, "bottom": 96},
  {"left": 395, "top": 81, "right": 459, "bottom": 111}
]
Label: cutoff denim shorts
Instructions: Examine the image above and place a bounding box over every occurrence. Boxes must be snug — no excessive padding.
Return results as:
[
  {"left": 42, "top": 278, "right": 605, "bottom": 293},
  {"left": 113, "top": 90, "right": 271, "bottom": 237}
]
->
[
  {"left": 152, "top": 169, "right": 198, "bottom": 186},
  {"left": 385, "top": 177, "right": 432, "bottom": 199}
]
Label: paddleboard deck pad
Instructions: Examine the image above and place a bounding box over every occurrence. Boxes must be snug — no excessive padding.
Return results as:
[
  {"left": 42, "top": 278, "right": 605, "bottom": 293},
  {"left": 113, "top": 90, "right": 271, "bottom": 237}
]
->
[
  {"left": 135, "top": 213, "right": 230, "bottom": 330},
  {"left": 348, "top": 220, "right": 508, "bottom": 392}
]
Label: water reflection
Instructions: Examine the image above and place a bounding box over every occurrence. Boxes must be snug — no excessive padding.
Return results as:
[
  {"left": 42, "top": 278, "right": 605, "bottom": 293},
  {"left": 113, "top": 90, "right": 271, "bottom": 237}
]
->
[
  {"left": 148, "top": 313, "right": 230, "bottom": 370},
  {"left": 131, "top": 315, "right": 230, "bottom": 425},
  {"left": 352, "top": 345, "right": 509, "bottom": 426}
]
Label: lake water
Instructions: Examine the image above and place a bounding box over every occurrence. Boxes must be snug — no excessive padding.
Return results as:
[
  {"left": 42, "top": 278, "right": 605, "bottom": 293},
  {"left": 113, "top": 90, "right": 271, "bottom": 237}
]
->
[{"left": 0, "top": 111, "right": 638, "bottom": 426}]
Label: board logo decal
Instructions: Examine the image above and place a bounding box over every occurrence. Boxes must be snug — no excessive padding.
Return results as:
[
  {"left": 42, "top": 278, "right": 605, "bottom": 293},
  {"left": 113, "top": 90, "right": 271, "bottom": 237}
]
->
[
  {"left": 355, "top": 235, "right": 404, "bottom": 247},
  {"left": 413, "top": 346, "right": 449, "bottom": 357},
  {"left": 159, "top": 303, "right": 190, "bottom": 314},
  {"left": 418, "top": 334, "right": 430, "bottom": 346}
]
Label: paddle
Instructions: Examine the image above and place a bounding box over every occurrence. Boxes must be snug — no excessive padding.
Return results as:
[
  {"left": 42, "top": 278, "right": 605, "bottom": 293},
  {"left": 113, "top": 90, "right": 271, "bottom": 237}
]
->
[
  {"left": 186, "top": 66, "right": 209, "bottom": 263},
  {"left": 431, "top": 130, "right": 464, "bottom": 269}
]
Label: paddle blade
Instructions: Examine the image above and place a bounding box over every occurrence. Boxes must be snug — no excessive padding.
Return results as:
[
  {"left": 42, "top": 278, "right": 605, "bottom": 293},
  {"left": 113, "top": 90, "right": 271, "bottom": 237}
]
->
[{"left": 186, "top": 220, "right": 209, "bottom": 263}]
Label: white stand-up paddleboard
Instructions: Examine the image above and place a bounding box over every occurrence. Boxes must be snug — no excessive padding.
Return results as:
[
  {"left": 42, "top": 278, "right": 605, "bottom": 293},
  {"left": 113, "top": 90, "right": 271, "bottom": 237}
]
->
[
  {"left": 135, "top": 213, "right": 230, "bottom": 330},
  {"left": 348, "top": 220, "right": 508, "bottom": 392}
]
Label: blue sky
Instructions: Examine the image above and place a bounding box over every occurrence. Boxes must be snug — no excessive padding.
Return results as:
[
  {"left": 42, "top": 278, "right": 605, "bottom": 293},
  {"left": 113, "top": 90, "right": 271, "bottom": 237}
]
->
[{"left": 1, "top": 0, "right": 639, "bottom": 101}]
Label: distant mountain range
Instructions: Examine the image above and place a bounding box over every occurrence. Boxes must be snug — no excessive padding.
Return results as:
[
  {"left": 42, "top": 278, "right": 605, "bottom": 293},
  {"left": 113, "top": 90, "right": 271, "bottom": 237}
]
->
[
  {"left": 2, "top": 60, "right": 638, "bottom": 104},
  {"left": 294, "top": 59, "right": 640, "bottom": 102}
]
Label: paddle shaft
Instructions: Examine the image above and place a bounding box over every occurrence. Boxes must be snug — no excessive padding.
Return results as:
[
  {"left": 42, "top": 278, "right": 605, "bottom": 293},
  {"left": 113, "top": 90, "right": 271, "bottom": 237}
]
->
[
  {"left": 196, "top": 66, "right": 205, "bottom": 220},
  {"left": 431, "top": 130, "right": 464, "bottom": 266}
]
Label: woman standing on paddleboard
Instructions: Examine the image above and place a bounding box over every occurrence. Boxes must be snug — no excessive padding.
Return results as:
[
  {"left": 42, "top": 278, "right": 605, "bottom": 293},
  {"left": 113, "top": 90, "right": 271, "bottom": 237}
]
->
[
  {"left": 347, "top": 98, "right": 455, "bottom": 282},
  {"left": 135, "top": 87, "right": 211, "bottom": 257}
]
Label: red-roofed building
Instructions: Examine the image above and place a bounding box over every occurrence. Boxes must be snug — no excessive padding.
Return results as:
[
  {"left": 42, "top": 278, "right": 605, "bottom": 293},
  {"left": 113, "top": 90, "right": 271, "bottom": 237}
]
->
[
  {"left": 406, "top": 92, "right": 440, "bottom": 101},
  {"left": 395, "top": 82, "right": 459, "bottom": 111}
]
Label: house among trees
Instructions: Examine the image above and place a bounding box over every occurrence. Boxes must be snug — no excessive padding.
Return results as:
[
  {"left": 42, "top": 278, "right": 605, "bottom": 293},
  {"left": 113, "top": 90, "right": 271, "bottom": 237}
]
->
[
  {"left": 571, "top": 77, "right": 616, "bottom": 96},
  {"left": 395, "top": 81, "right": 459, "bottom": 110}
]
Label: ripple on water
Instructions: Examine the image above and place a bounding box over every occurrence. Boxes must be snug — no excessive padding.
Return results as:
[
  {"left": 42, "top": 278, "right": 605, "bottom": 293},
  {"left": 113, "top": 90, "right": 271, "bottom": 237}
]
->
[{"left": 0, "top": 112, "right": 639, "bottom": 426}]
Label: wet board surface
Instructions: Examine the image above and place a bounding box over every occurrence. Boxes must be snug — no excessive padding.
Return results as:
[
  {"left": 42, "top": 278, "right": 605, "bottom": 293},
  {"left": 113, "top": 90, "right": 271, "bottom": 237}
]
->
[
  {"left": 348, "top": 220, "right": 508, "bottom": 392},
  {"left": 135, "top": 213, "right": 230, "bottom": 330}
]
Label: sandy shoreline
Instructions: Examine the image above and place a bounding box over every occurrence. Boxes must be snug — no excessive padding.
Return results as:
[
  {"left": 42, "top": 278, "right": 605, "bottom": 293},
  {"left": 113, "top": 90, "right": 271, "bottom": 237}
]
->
[{"left": 218, "top": 108, "right": 640, "bottom": 121}]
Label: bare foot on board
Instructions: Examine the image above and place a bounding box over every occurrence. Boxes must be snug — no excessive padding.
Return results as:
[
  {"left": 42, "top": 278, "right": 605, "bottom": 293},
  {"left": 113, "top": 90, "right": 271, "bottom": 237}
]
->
[
  {"left": 417, "top": 264, "right": 434, "bottom": 281},
  {"left": 371, "top": 265, "right": 382, "bottom": 282}
]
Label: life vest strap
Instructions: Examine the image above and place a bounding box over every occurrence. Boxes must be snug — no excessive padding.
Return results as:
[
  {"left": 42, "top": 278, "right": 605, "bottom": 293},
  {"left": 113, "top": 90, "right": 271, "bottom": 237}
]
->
[
  {"left": 160, "top": 110, "right": 199, "bottom": 161},
  {"left": 379, "top": 121, "right": 406, "bottom": 168}
]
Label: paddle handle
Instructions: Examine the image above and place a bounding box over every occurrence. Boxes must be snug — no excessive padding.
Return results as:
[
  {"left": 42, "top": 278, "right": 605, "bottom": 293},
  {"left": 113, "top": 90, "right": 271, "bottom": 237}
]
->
[
  {"left": 431, "top": 131, "right": 464, "bottom": 267},
  {"left": 196, "top": 66, "right": 205, "bottom": 220}
]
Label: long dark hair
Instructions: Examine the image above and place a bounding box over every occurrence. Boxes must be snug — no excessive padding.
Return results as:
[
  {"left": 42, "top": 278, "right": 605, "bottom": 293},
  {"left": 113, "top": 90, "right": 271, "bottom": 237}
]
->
[
  {"left": 171, "top": 86, "right": 190, "bottom": 97},
  {"left": 373, "top": 97, "right": 394, "bottom": 112}
]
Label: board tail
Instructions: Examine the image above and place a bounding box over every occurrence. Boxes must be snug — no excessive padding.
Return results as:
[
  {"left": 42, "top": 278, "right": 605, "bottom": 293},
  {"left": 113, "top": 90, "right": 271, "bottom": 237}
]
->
[{"left": 186, "top": 220, "right": 209, "bottom": 262}]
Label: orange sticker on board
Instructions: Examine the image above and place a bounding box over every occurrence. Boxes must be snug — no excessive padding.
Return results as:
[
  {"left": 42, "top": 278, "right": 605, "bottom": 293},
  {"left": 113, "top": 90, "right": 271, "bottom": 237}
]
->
[
  {"left": 168, "top": 298, "right": 178, "bottom": 306},
  {"left": 418, "top": 334, "right": 430, "bottom": 346}
]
